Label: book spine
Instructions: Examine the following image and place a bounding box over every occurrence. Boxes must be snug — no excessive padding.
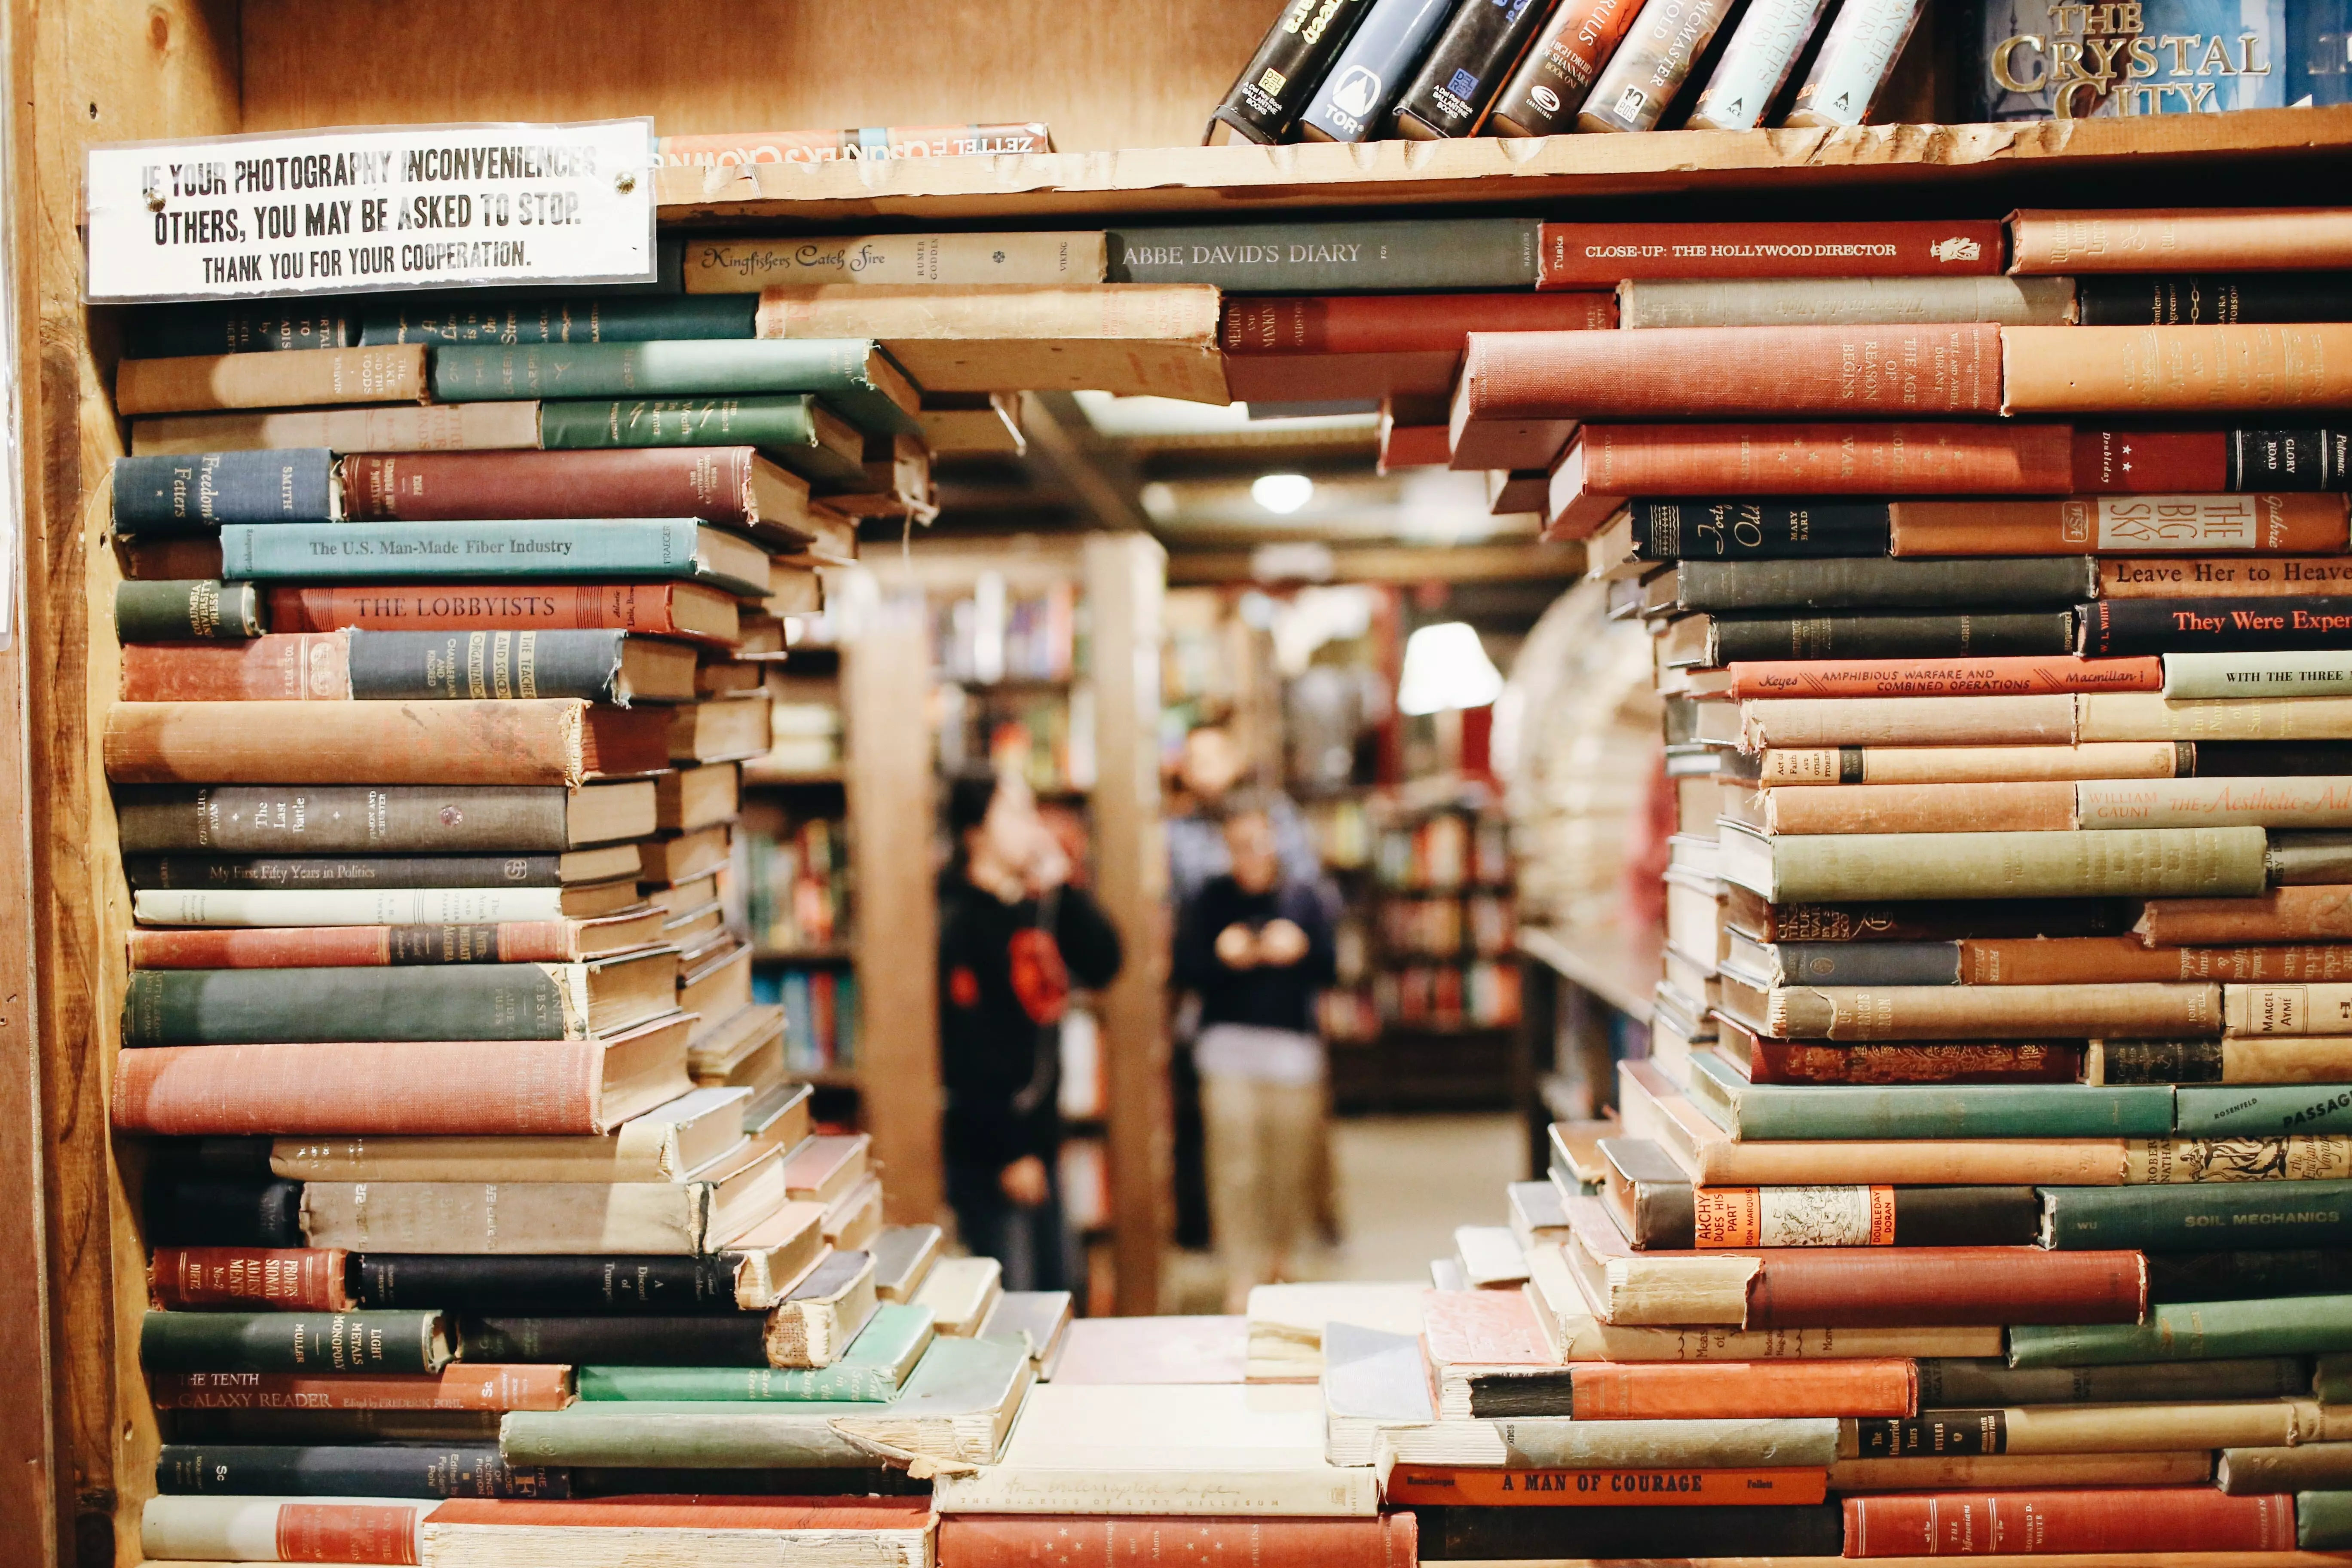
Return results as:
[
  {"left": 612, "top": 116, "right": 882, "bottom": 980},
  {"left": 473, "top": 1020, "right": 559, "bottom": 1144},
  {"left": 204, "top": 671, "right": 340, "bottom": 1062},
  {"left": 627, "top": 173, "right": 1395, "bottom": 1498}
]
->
[
  {"left": 2220, "top": 1443, "right": 2352, "bottom": 1493},
  {"left": 148, "top": 1246, "right": 352, "bottom": 1311},
  {"left": 1622, "top": 277, "right": 2076, "bottom": 330},
  {"left": 1421, "top": 1501, "right": 1844, "bottom": 1558},
  {"left": 139, "top": 1309, "right": 449, "bottom": 1373},
  {"left": 129, "top": 924, "right": 578, "bottom": 967},
  {"left": 303, "top": 1181, "right": 702, "bottom": 1256},
  {"left": 1631, "top": 499, "right": 1892, "bottom": 559},
  {"left": 112, "top": 1041, "right": 605, "bottom": 1137},
  {"left": 1918, "top": 1355, "right": 2308, "bottom": 1408},
  {"left": 1963, "top": 937, "right": 2348, "bottom": 986},
  {"left": 104, "top": 701, "right": 597, "bottom": 789},
  {"left": 113, "top": 449, "right": 338, "bottom": 530},
  {"left": 1745, "top": 891, "right": 2135, "bottom": 943},
  {"left": 456, "top": 1314, "right": 769, "bottom": 1366},
  {"left": 123, "top": 854, "right": 561, "bottom": 891},
  {"left": 131, "top": 402, "right": 543, "bottom": 457},
  {"left": 2125, "top": 1133, "right": 2352, "bottom": 1184},
  {"left": 131, "top": 888, "right": 572, "bottom": 927},
  {"left": 1577, "top": 0, "right": 1740, "bottom": 132},
  {"left": 1761, "top": 984, "right": 2219, "bottom": 1044},
  {"left": 1539, "top": 227, "right": 2008, "bottom": 288},
  {"left": 1687, "top": 0, "right": 1830, "bottom": 131},
  {"left": 352, "top": 1253, "right": 741, "bottom": 1313},
  {"left": 2004, "top": 325, "right": 2352, "bottom": 415},
  {"left": 149, "top": 1178, "right": 308, "bottom": 1250},
  {"left": 1568, "top": 1359, "right": 1916, "bottom": 1419},
  {"left": 219, "top": 519, "right": 720, "bottom": 588},
  {"left": 1677, "top": 555, "right": 2093, "bottom": 610},
  {"left": 343, "top": 629, "right": 628, "bottom": 702},
  {"left": 263, "top": 584, "right": 710, "bottom": 641},
  {"left": 2070, "top": 429, "right": 2228, "bottom": 493},
  {"left": 1748, "top": 1041, "right": 2083, "bottom": 1088},
  {"left": 112, "top": 783, "right": 574, "bottom": 855},
  {"left": 1692, "top": 1184, "right": 1898, "bottom": 1245},
  {"left": 1843, "top": 1487, "right": 2295, "bottom": 1556},
  {"left": 576, "top": 1363, "right": 898, "bottom": 1401},
  {"left": 140, "top": 1494, "right": 425, "bottom": 1562},
  {"left": 1761, "top": 826, "right": 2269, "bottom": 903},
  {"left": 116, "top": 345, "right": 429, "bottom": 417},
  {"left": 2081, "top": 775, "right": 2352, "bottom": 831},
  {"left": 1587, "top": 421, "right": 2073, "bottom": 496},
  {"left": 120, "top": 634, "right": 352, "bottom": 701},
  {"left": 1393, "top": 0, "right": 1554, "bottom": 136},
  {"left": 2177, "top": 1083, "right": 2352, "bottom": 1137},
  {"left": 1745, "top": 1248, "right": 2146, "bottom": 1329},
  {"left": 2165, "top": 651, "right": 2352, "bottom": 700},
  {"left": 1108, "top": 219, "right": 1541, "bottom": 291},
  {"left": 130, "top": 303, "right": 356, "bottom": 357},
  {"left": 1760, "top": 941, "right": 1963, "bottom": 985},
  {"left": 1710, "top": 613, "right": 2077, "bottom": 664},
  {"left": 1388, "top": 1465, "right": 1825, "bottom": 1504},
  {"left": 1890, "top": 494, "right": 2349, "bottom": 557},
  {"left": 117, "top": 580, "right": 269, "bottom": 641},
  {"left": 1782, "top": 0, "right": 1924, "bottom": 126},
  {"left": 533, "top": 394, "right": 824, "bottom": 456},
  {"left": 1743, "top": 694, "right": 2079, "bottom": 749},
  {"left": 685, "top": 231, "right": 1101, "bottom": 291},
  {"left": 1832, "top": 1452, "right": 2215, "bottom": 1492},
  {"left": 1219, "top": 293, "right": 1613, "bottom": 356},
  {"left": 1208, "top": 0, "right": 1378, "bottom": 142},
  {"left": 342, "top": 448, "right": 757, "bottom": 527},
  {"left": 155, "top": 1442, "right": 563, "bottom": 1498},
  {"left": 1761, "top": 779, "right": 2076, "bottom": 835},
  {"left": 2008, "top": 1295, "right": 2352, "bottom": 1366},
  {"left": 122, "top": 965, "right": 577, "bottom": 1047},
  {"left": 943, "top": 1514, "right": 1417, "bottom": 1566},
  {"left": 1487, "top": 0, "right": 1644, "bottom": 133},
  {"left": 1763, "top": 742, "right": 2184, "bottom": 787},
  {"left": 2009, "top": 210, "right": 2352, "bottom": 276},
  {"left": 1725, "top": 657, "right": 2158, "bottom": 700},
  {"left": 427, "top": 341, "right": 836, "bottom": 404},
  {"left": 2139, "top": 887, "right": 2352, "bottom": 946},
  {"left": 2098, "top": 1038, "right": 2224, "bottom": 1083},
  {"left": 358, "top": 294, "right": 755, "bottom": 346},
  {"left": 1296, "top": 0, "right": 1457, "bottom": 143},
  {"left": 2080, "top": 689, "right": 2352, "bottom": 739},
  {"left": 147, "top": 1363, "right": 571, "bottom": 1412},
  {"left": 2077, "top": 277, "right": 2352, "bottom": 327},
  {"left": 2042, "top": 1181, "right": 2352, "bottom": 1250}
]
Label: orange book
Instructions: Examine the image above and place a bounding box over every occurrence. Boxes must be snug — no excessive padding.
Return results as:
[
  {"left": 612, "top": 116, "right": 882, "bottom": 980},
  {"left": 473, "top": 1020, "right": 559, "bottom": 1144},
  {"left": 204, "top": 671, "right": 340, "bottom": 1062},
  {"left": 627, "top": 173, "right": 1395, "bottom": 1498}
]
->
[
  {"left": 1889, "top": 493, "right": 2349, "bottom": 556},
  {"left": 2138, "top": 885, "right": 2352, "bottom": 946},
  {"left": 1715, "top": 657, "right": 2159, "bottom": 701},
  {"left": 2008, "top": 207, "right": 2352, "bottom": 274},
  {"left": 2004, "top": 324, "right": 2352, "bottom": 415},
  {"left": 1961, "top": 936, "right": 2352, "bottom": 985},
  {"left": 148, "top": 1363, "right": 573, "bottom": 1410},
  {"left": 1387, "top": 1464, "right": 1829, "bottom": 1507},
  {"left": 1566, "top": 1358, "right": 1916, "bottom": 1420}
]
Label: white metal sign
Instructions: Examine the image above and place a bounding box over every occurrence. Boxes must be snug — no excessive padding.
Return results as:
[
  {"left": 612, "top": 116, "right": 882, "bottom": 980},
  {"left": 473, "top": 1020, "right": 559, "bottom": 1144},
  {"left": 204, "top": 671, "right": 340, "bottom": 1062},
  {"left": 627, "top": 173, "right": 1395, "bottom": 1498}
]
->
[{"left": 85, "top": 119, "right": 656, "bottom": 303}]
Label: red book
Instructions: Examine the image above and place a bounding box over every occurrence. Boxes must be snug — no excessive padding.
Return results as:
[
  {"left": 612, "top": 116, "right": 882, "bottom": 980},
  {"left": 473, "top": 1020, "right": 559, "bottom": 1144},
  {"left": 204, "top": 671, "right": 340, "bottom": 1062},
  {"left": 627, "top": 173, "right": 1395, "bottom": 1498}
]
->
[
  {"left": 2072, "top": 428, "right": 2231, "bottom": 492},
  {"left": 1568, "top": 1358, "right": 1916, "bottom": 1419},
  {"left": 1843, "top": 1487, "right": 2295, "bottom": 1556},
  {"left": 1537, "top": 221, "right": 2006, "bottom": 287},
  {"left": 1711, "top": 655, "right": 2161, "bottom": 700},
  {"left": 149, "top": 1363, "right": 573, "bottom": 1411},
  {"left": 1222, "top": 293, "right": 1614, "bottom": 402},
  {"left": 938, "top": 1515, "right": 1417, "bottom": 1567},
  {"left": 1742, "top": 1038, "right": 2087, "bottom": 1087},
  {"left": 342, "top": 448, "right": 812, "bottom": 545},
  {"left": 264, "top": 582, "right": 740, "bottom": 646},
  {"left": 1455, "top": 324, "right": 2006, "bottom": 472},
  {"left": 1550, "top": 422, "right": 2075, "bottom": 536},
  {"left": 1380, "top": 421, "right": 1452, "bottom": 472},
  {"left": 149, "top": 1246, "right": 352, "bottom": 1311},
  {"left": 145, "top": 1498, "right": 425, "bottom": 1565},
  {"left": 1387, "top": 1465, "right": 1826, "bottom": 1507}
]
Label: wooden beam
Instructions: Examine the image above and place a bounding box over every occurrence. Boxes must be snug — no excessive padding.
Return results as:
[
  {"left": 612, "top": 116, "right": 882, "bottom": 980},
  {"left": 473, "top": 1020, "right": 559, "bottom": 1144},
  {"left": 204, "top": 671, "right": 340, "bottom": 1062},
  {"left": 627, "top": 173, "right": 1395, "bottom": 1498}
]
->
[{"left": 1168, "top": 541, "right": 1584, "bottom": 585}]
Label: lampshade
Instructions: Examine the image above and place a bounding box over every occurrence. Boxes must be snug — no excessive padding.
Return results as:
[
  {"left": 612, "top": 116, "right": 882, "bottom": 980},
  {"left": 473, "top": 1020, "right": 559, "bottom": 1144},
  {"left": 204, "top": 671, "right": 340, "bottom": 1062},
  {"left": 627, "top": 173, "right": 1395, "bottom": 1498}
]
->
[{"left": 1396, "top": 621, "right": 1503, "bottom": 716}]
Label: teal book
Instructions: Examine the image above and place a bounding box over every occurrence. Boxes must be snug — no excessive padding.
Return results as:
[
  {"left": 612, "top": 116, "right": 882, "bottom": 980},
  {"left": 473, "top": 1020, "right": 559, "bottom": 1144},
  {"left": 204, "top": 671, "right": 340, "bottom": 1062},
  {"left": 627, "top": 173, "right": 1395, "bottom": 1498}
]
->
[
  {"left": 123, "top": 964, "right": 606, "bottom": 1046},
  {"left": 578, "top": 1303, "right": 935, "bottom": 1402},
  {"left": 2040, "top": 1181, "right": 2352, "bottom": 1252},
  {"left": 2319, "top": 1352, "right": 2352, "bottom": 1404},
  {"left": 2009, "top": 1293, "right": 2352, "bottom": 1368},
  {"left": 217, "top": 520, "right": 772, "bottom": 599},
  {"left": 140, "top": 1309, "right": 451, "bottom": 1374},
  {"left": 360, "top": 294, "right": 756, "bottom": 346},
  {"left": 536, "top": 397, "right": 867, "bottom": 487},
  {"left": 2303, "top": 1491, "right": 2352, "bottom": 1551},
  {"left": 1683, "top": 1052, "right": 2174, "bottom": 1140},
  {"left": 2178, "top": 1084, "right": 2352, "bottom": 1137},
  {"left": 428, "top": 340, "right": 919, "bottom": 438}
]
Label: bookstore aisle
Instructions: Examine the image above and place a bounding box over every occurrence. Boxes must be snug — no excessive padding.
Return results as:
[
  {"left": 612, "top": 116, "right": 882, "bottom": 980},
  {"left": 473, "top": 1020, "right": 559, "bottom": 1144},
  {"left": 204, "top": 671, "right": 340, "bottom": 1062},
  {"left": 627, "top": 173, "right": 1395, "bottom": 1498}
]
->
[{"left": 24, "top": 3, "right": 2352, "bottom": 1567}]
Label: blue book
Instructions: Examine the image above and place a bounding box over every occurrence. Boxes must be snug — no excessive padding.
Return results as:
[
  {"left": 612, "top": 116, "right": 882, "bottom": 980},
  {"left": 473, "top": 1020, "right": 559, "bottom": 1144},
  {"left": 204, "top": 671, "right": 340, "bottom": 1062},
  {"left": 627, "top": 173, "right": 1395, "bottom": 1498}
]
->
[
  {"left": 114, "top": 450, "right": 336, "bottom": 532},
  {"left": 2178, "top": 1083, "right": 2352, "bottom": 1137},
  {"left": 1298, "top": 0, "right": 1459, "bottom": 142},
  {"left": 1684, "top": 1051, "right": 2175, "bottom": 1140},
  {"left": 1727, "top": 936, "right": 1961, "bottom": 987},
  {"left": 217, "top": 520, "right": 772, "bottom": 598},
  {"left": 781, "top": 971, "right": 815, "bottom": 1070}
]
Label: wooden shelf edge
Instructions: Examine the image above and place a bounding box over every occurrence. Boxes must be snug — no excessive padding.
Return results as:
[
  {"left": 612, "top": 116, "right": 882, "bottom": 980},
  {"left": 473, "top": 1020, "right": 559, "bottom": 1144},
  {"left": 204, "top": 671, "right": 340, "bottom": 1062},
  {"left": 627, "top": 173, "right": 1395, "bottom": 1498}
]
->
[
  {"left": 1517, "top": 923, "right": 1661, "bottom": 1024},
  {"left": 657, "top": 108, "right": 2352, "bottom": 225}
]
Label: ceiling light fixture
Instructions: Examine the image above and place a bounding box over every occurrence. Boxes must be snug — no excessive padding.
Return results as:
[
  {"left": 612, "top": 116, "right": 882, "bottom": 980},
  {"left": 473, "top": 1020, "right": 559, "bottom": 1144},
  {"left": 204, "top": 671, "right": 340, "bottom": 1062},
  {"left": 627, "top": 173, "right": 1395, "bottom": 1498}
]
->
[
  {"left": 1396, "top": 622, "right": 1504, "bottom": 716},
  {"left": 1250, "top": 472, "right": 1315, "bottom": 514}
]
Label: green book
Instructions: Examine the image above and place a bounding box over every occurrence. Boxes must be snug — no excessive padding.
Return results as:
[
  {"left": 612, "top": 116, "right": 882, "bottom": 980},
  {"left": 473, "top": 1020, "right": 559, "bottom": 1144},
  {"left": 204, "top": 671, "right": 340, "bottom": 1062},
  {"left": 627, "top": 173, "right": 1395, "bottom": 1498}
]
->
[
  {"left": 1683, "top": 1053, "right": 2175, "bottom": 1140},
  {"left": 124, "top": 963, "right": 603, "bottom": 1046},
  {"left": 141, "top": 1310, "right": 451, "bottom": 1374},
  {"left": 2178, "top": 1084, "right": 2352, "bottom": 1137},
  {"left": 2301, "top": 1490, "right": 2352, "bottom": 1550},
  {"left": 537, "top": 396, "right": 867, "bottom": 487},
  {"left": 217, "top": 519, "right": 772, "bottom": 599},
  {"left": 116, "top": 579, "right": 266, "bottom": 642},
  {"left": 1718, "top": 824, "right": 2270, "bottom": 903},
  {"left": 2040, "top": 1180, "right": 2352, "bottom": 1252},
  {"left": 2319, "top": 1353, "right": 2352, "bottom": 1405},
  {"left": 578, "top": 1304, "right": 935, "bottom": 1403},
  {"left": 361, "top": 294, "right": 756, "bottom": 346},
  {"left": 1106, "top": 219, "right": 1540, "bottom": 291},
  {"left": 428, "top": 340, "right": 919, "bottom": 438},
  {"left": 2009, "top": 1293, "right": 2352, "bottom": 1368},
  {"left": 501, "top": 1335, "right": 1029, "bottom": 1468}
]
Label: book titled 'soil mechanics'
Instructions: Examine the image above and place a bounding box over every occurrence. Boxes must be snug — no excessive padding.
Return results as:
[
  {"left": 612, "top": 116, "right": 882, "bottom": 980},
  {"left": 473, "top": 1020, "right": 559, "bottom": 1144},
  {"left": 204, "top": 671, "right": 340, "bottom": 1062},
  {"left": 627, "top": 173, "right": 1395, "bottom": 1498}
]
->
[{"left": 1965, "top": 0, "right": 2338, "bottom": 119}]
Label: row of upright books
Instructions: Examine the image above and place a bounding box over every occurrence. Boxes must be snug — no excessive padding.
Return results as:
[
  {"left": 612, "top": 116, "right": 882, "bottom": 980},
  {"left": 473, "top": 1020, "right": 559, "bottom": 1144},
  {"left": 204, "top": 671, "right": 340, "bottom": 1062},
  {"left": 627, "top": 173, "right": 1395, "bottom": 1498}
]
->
[{"left": 1507, "top": 194, "right": 2352, "bottom": 1562}]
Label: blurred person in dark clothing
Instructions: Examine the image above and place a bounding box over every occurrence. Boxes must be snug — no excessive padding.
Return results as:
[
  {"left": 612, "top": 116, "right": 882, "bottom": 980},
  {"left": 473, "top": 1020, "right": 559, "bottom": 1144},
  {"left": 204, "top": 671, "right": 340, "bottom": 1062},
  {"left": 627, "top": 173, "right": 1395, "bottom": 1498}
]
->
[{"left": 938, "top": 767, "right": 1123, "bottom": 1292}]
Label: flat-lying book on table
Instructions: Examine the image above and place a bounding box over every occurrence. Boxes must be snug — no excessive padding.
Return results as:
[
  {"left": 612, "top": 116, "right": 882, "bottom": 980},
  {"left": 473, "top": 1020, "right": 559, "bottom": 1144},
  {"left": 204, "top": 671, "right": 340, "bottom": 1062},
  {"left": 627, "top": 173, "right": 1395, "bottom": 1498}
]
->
[
  {"left": 128, "top": 909, "right": 666, "bottom": 967},
  {"left": 1600, "top": 1136, "right": 2040, "bottom": 1248},
  {"left": 218, "top": 518, "right": 774, "bottom": 598},
  {"left": 580, "top": 1303, "right": 936, "bottom": 1404},
  {"left": 1842, "top": 1483, "right": 2298, "bottom": 1556},
  {"left": 297, "top": 1153, "right": 789, "bottom": 1256},
  {"left": 152, "top": 1439, "right": 557, "bottom": 1498},
  {"left": 139, "top": 1308, "right": 450, "bottom": 1375},
  {"left": 422, "top": 1497, "right": 934, "bottom": 1568},
  {"left": 141, "top": 1496, "right": 431, "bottom": 1563},
  {"left": 351, "top": 1211, "right": 826, "bottom": 1314},
  {"left": 111, "top": 1014, "right": 693, "bottom": 1137},
  {"left": 1682, "top": 1050, "right": 2179, "bottom": 1141},
  {"left": 113, "top": 781, "right": 658, "bottom": 854},
  {"left": 2009, "top": 1292, "right": 2352, "bottom": 1368},
  {"left": 104, "top": 699, "right": 673, "bottom": 788},
  {"left": 1713, "top": 976, "right": 2220, "bottom": 1044},
  {"left": 131, "top": 881, "right": 648, "bottom": 927},
  {"left": 1719, "top": 824, "right": 2270, "bottom": 904},
  {"left": 146, "top": 1362, "right": 572, "bottom": 1412},
  {"left": 120, "top": 629, "right": 698, "bottom": 706},
  {"left": 263, "top": 581, "right": 741, "bottom": 644},
  {"left": 342, "top": 445, "right": 814, "bottom": 546},
  {"left": 275, "top": 1083, "right": 760, "bottom": 1181}
]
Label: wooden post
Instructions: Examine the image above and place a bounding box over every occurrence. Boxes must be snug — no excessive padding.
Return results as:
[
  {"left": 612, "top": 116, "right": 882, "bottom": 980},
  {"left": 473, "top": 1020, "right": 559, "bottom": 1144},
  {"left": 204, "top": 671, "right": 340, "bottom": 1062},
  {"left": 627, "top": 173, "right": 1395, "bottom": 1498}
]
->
[
  {"left": 1083, "top": 534, "right": 1170, "bottom": 1315},
  {"left": 842, "top": 596, "right": 945, "bottom": 1228}
]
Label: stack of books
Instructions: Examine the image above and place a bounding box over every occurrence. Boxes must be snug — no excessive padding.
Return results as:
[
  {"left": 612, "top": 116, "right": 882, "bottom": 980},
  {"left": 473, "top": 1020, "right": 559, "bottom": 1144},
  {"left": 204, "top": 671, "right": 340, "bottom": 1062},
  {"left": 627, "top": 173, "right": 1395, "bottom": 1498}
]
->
[{"left": 104, "top": 279, "right": 1068, "bottom": 1562}]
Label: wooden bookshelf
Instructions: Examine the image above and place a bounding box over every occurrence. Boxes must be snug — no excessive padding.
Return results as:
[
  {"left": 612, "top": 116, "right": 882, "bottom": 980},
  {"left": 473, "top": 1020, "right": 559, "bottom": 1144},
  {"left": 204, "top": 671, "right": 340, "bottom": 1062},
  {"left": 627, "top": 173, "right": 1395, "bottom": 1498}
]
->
[{"left": 656, "top": 107, "right": 2352, "bottom": 226}]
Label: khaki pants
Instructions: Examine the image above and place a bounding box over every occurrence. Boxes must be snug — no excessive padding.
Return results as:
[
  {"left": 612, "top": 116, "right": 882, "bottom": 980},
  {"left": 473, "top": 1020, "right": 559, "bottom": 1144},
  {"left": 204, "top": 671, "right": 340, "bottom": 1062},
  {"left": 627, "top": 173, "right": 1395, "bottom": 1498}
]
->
[{"left": 1201, "top": 1072, "right": 1324, "bottom": 1297}]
